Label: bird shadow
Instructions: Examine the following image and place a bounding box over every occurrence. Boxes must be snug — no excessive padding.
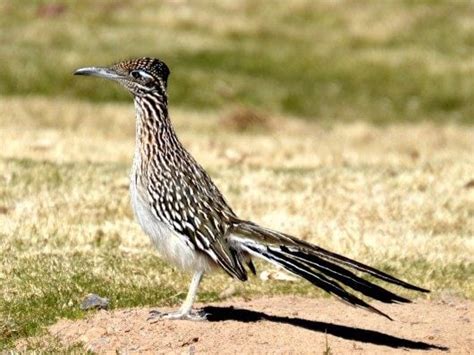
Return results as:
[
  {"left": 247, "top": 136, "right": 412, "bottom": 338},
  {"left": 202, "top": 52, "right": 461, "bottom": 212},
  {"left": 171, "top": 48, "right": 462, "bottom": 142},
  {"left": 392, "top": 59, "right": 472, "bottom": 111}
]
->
[{"left": 202, "top": 306, "right": 447, "bottom": 351}]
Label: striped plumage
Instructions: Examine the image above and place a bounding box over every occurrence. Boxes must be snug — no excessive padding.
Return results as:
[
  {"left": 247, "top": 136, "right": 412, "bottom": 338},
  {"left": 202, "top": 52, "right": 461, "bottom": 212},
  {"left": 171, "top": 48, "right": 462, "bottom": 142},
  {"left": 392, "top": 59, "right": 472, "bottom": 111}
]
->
[{"left": 74, "top": 57, "right": 428, "bottom": 321}]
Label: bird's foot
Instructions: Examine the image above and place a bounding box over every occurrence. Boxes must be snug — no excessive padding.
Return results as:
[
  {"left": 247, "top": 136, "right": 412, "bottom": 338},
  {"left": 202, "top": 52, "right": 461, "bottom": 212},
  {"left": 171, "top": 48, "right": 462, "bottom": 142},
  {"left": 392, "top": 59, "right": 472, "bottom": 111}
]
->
[{"left": 148, "top": 309, "right": 208, "bottom": 322}]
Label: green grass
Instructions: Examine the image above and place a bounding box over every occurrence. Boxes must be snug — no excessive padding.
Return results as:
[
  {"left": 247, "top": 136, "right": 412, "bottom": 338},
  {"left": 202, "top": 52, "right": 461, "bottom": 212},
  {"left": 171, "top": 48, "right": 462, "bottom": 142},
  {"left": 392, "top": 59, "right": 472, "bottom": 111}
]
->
[{"left": 0, "top": 0, "right": 473, "bottom": 123}]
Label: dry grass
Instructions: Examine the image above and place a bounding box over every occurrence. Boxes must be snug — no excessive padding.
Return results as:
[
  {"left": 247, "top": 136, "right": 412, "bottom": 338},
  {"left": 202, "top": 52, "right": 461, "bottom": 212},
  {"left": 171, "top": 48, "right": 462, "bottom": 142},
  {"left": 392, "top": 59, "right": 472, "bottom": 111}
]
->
[{"left": 0, "top": 96, "right": 473, "bottom": 349}]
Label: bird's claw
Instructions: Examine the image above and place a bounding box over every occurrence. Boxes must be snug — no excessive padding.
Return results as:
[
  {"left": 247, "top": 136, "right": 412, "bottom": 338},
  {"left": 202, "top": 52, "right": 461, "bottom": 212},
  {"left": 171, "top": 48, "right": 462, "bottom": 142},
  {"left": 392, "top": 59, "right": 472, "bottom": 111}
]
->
[{"left": 148, "top": 309, "right": 208, "bottom": 322}]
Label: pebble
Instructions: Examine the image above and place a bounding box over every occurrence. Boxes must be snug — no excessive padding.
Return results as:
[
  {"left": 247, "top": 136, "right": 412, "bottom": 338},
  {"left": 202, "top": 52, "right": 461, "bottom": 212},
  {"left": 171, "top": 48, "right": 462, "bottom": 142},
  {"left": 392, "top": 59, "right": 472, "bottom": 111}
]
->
[{"left": 80, "top": 293, "right": 110, "bottom": 310}]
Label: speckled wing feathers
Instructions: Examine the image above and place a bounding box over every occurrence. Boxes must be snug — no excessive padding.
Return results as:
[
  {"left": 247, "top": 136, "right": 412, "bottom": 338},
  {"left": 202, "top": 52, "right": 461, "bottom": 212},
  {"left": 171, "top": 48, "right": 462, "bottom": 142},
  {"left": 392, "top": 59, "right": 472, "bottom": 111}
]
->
[{"left": 138, "top": 134, "right": 248, "bottom": 281}]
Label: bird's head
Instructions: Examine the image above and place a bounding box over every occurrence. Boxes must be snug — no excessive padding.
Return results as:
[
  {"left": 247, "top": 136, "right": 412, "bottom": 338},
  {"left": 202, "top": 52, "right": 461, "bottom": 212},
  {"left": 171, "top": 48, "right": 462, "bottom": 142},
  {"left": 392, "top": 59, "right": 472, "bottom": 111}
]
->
[{"left": 74, "top": 57, "right": 170, "bottom": 97}]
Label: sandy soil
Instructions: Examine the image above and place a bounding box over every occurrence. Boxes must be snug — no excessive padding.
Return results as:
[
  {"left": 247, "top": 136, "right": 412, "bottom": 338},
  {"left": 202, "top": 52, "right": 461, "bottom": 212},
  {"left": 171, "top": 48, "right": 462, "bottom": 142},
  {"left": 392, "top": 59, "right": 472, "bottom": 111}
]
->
[{"left": 46, "top": 296, "right": 472, "bottom": 353}]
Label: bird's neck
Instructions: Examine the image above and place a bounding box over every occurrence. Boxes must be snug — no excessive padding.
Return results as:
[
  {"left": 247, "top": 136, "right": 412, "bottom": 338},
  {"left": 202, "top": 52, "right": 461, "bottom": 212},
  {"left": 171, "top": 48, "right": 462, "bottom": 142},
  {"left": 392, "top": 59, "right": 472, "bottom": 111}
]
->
[{"left": 132, "top": 93, "right": 182, "bottom": 176}]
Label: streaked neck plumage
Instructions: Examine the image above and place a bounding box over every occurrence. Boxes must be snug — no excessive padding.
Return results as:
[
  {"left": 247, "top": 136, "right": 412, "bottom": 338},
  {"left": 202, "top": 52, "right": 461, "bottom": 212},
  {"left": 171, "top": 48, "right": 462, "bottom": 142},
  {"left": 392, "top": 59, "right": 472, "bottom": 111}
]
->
[{"left": 132, "top": 91, "right": 181, "bottom": 183}]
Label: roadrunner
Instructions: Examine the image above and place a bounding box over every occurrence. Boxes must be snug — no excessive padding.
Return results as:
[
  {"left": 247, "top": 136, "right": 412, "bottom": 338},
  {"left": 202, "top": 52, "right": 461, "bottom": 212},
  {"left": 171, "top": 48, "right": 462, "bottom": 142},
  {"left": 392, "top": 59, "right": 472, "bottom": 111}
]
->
[{"left": 74, "top": 57, "right": 428, "bottom": 321}]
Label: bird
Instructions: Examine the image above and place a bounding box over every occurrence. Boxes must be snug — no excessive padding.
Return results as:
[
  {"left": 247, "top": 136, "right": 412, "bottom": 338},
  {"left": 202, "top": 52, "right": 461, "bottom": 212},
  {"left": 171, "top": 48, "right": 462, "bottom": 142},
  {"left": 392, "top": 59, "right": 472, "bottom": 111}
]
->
[{"left": 74, "top": 57, "right": 428, "bottom": 321}]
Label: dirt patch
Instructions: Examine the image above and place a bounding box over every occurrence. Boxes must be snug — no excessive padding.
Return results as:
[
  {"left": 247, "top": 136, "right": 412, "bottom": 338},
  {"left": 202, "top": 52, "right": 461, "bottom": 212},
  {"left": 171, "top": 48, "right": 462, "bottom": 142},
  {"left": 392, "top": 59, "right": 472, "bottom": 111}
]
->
[{"left": 42, "top": 296, "right": 471, "bottom": 353}]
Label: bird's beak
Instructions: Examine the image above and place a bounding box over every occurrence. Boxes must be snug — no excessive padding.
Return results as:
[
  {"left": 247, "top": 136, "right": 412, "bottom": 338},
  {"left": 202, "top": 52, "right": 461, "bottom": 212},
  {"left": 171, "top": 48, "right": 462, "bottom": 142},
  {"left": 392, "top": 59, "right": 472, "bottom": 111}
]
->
[{"left": 73, "top": 67, "right": 124, "bottom": 81}]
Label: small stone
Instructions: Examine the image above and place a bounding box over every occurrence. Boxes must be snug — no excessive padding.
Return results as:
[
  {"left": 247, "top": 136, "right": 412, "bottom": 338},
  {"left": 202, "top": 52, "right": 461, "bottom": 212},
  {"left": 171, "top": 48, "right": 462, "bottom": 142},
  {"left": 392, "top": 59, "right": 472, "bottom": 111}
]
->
[
  {"left": 259, "top": 270, "right": 298, "bottom": 282},
  {"left": 260, "top": 270, "right": 270, "bottom": 281},
  {"left": 81, "top": 293, "right": 109, "bottom": 311}
]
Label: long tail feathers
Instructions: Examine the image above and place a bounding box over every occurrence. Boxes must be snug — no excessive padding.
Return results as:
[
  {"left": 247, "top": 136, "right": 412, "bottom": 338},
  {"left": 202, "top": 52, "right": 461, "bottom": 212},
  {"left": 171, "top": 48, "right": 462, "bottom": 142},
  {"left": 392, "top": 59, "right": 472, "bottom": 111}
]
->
[{"left": 231, "top": 221, "right": 429, "bottom": 320}]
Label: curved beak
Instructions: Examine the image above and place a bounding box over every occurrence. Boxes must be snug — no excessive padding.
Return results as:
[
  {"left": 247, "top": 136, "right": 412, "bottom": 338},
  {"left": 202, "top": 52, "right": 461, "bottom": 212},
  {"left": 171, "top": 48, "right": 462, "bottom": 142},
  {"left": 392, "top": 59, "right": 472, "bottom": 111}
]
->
[{"left": 73, "top": 67, "right": 124, "bottom": 81}]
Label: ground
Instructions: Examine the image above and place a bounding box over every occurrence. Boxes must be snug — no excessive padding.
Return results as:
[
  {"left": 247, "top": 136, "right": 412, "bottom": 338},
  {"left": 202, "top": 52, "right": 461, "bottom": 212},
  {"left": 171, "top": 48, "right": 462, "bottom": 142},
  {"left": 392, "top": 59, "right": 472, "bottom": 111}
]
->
[{"left": 19, "top": 296, "right": 473, "bottom": 353}]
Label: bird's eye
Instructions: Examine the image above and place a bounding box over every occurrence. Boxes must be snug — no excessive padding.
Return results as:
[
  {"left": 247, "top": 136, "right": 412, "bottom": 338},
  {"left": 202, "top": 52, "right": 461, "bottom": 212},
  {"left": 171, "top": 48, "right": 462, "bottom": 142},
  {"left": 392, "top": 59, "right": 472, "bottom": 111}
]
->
[
  {"left": 130, "top": 70, "right": 143, "bottom": 79},
  {"left": 130, "top": 69, "right": 154, "bottom": 84}
]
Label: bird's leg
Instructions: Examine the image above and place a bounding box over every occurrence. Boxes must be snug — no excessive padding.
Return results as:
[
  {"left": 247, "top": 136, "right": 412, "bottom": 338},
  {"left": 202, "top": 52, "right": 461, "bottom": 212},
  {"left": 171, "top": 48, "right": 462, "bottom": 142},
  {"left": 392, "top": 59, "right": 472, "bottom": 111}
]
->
[{"left": 148, "top": 271, "right": 207, "bottom": 322}]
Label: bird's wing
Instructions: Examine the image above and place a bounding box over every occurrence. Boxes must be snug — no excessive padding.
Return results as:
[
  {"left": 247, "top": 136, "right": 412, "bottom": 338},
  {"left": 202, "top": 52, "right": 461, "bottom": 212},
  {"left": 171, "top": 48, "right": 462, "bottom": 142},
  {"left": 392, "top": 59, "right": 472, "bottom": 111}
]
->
[
  {"left": 187, "top": 202, "right": 248, "bottom": 281},
  {"left": 144, "top": 156, "right": 248, "bottom": 281}
]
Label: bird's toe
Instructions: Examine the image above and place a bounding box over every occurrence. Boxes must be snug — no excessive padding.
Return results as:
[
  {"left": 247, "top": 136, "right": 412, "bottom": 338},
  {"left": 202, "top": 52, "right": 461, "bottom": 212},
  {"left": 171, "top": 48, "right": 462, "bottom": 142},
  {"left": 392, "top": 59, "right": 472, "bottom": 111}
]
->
[{"left": 147, "top": 309, "right": 207, "bottom": 322}]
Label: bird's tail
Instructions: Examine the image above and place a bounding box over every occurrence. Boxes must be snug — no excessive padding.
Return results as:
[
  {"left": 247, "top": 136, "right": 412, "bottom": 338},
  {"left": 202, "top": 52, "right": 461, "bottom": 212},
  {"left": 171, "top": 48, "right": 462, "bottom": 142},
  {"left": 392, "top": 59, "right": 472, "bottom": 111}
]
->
[{"left": 230, "top": 220, "right": 429, "bottom": 320}]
